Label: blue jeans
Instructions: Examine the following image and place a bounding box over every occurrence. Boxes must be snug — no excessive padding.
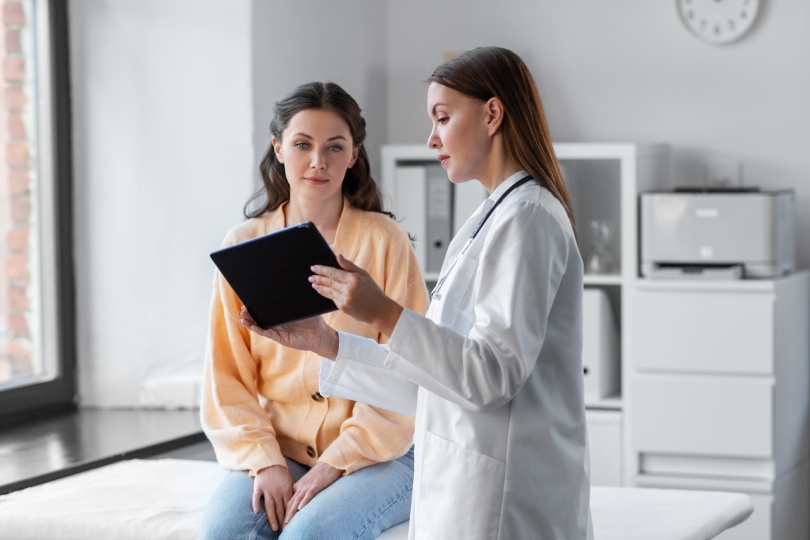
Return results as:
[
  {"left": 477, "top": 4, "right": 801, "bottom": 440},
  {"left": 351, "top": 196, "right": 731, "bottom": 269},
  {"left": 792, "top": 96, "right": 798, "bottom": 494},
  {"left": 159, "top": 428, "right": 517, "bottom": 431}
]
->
[{"left": 197, "top": 447, "right": 414, "bottom": 540}]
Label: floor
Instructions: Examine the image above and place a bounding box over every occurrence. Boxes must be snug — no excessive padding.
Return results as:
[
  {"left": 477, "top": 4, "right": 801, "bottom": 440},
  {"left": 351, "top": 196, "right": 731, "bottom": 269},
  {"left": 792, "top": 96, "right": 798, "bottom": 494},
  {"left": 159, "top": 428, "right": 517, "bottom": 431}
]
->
[
  {"left": 150, "top": 438, "right": 216, "bottom": 461},
  {"left": 0, "top": 407, "right": 206, "bottom": 495}
]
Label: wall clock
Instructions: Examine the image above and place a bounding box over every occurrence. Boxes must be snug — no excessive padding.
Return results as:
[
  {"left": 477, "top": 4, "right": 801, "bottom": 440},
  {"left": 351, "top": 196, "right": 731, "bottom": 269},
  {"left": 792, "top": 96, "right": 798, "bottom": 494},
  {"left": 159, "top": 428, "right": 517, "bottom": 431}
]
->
[{"left": 676, "top": 0, "right": 760, "bottom": 44}]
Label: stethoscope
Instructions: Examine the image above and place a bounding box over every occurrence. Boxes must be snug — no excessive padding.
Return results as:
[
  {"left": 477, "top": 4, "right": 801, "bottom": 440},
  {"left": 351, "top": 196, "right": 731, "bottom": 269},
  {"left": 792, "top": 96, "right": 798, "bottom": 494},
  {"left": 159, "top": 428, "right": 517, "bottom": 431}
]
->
[{"left": 430, "top": 175, "right": 533, "bottom": 301}]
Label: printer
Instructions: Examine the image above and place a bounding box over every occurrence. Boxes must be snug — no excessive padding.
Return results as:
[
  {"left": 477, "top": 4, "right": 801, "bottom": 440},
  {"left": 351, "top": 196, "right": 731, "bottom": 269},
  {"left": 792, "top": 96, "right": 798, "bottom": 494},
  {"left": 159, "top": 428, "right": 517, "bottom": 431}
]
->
[{"left": 640, "top": 187, "right": 796, "bottom": 279}]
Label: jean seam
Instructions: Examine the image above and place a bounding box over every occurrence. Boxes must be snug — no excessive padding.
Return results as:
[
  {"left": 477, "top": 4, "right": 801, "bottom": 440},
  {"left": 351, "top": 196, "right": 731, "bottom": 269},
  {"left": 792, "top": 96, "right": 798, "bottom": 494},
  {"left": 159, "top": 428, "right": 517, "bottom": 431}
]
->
[
  {"left": 353, "top": 483, "right": 413, "bottom": 540},
  {"left": 250, "top": 512, "right": 269, "bottom": 540}
]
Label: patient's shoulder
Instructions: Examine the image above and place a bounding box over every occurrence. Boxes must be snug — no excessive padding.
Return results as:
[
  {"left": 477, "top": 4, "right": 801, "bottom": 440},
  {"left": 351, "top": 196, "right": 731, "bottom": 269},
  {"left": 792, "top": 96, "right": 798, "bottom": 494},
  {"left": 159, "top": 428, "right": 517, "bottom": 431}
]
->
[
  {"left": 220, "top": 215, "right": 276, "bottom": 247},
  {"left": 344, "top": 205, "right": 409, "bottom": 244}
]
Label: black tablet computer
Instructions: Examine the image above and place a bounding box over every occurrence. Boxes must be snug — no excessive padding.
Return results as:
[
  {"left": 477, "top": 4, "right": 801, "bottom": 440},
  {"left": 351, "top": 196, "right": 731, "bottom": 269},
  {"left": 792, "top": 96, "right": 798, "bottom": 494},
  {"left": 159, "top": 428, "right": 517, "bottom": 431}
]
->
[{"left": 209, "top": 221, "right": 340, "bottom": 329}]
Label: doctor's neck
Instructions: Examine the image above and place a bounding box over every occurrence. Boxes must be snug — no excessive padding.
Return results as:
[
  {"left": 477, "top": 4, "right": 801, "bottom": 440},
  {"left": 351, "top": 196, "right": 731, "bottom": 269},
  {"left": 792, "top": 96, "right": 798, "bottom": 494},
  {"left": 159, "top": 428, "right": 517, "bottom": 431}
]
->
[{"left": 476, "top": 142, "right": 521, "bottom": 194}]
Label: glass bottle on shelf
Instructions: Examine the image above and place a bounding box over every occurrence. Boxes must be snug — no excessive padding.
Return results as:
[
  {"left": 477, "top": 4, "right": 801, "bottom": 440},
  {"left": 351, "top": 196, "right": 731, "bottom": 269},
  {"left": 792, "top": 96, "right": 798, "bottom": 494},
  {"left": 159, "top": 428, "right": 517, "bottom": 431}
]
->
[{"left": 586, "top": 220, "right": 615, "bottom": 275}]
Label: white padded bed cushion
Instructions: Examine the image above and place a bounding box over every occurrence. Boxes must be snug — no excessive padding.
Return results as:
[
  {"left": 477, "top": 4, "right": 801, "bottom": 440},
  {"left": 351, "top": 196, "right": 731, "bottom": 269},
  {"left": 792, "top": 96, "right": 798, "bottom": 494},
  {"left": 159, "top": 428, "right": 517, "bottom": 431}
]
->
[{"left": 0, "top": 459, "right": 752, "bottom": 540}]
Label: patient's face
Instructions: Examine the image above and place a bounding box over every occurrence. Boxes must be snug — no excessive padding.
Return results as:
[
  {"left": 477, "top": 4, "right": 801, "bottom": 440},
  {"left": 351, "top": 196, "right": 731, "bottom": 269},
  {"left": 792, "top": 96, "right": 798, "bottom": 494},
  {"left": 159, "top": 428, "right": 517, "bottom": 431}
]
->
[{"left": 273, "top": 108, "right": 359, "bottom": 206}]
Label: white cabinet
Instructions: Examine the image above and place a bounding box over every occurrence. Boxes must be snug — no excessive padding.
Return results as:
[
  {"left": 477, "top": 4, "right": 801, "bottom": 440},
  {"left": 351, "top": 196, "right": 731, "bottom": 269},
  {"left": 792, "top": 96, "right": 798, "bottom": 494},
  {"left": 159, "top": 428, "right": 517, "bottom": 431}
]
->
[
  {"left": 382, "top": 143, "right": 671, "bottom": 487},
  {"left": 627, "top": 274, "right": 810, "bottom": 540}
]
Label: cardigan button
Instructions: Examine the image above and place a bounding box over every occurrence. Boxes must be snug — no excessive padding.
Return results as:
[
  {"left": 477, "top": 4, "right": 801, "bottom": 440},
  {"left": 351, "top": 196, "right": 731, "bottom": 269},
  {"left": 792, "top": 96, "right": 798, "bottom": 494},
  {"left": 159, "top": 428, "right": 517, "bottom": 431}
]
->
[
  {"left": 311, "top": 392, "right": 324, "bottom": 402},
  {"left": 306, "top": 446, "right": 316, "bottom": 458}
]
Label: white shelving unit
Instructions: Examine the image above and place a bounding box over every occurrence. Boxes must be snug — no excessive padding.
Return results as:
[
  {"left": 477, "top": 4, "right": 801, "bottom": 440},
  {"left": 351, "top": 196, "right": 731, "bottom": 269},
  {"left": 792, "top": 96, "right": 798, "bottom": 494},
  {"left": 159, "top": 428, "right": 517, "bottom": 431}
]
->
[{"left": 382, "top": 143, "right": 671, "bottom": 487}]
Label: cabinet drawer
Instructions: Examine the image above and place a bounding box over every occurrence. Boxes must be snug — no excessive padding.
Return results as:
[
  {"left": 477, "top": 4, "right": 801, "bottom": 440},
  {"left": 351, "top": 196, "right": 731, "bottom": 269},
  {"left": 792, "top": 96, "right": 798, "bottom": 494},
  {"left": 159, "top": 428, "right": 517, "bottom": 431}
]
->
[
  {"left": 631, "top": 289, "right": 774, "bottom": 374},
  {"left": 631, "top": 375, "right": 773, "bottom": 459},
  {"left": 586, "top": 410, "right": 623, "bottom": 487}
]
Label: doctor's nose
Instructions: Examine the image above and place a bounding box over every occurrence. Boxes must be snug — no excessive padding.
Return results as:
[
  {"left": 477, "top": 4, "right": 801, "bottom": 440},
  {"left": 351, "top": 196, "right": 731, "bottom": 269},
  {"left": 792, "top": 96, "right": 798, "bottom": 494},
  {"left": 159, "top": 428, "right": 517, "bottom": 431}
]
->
[{"left": 427, "top": 128, "right": 440, "bottom": 149}]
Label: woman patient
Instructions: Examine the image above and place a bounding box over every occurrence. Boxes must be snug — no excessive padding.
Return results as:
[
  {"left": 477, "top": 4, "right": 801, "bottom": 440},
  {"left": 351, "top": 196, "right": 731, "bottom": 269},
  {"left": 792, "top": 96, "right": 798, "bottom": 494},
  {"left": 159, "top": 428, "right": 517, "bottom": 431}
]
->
[{"left": 198, "top": 81, "right": 429, "bottom": 540}]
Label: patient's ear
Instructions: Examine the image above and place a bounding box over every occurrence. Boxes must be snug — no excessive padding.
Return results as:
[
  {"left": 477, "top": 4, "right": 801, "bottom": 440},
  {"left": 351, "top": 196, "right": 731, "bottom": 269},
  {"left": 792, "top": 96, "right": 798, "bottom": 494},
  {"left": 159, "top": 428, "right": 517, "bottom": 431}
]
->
[
  {"left": 272, "top": 137, "right": 284, "bottom": 163},
  {"left": 349, "top": 145, "right": 360, "bottom": 168}
]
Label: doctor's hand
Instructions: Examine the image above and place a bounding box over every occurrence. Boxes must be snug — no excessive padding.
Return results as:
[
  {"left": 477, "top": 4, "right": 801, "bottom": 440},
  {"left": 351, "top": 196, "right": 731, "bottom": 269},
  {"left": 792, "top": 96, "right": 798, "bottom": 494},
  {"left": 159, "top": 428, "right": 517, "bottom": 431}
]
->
[
  {"left": 239, "top": 308, "right": 339, "bottom": 360},
  {"left": 310, "top": 254, "right": 403, "bottom": 337},
  {"left": 253, "top": 465, "right": 294, "bottom": 533}
]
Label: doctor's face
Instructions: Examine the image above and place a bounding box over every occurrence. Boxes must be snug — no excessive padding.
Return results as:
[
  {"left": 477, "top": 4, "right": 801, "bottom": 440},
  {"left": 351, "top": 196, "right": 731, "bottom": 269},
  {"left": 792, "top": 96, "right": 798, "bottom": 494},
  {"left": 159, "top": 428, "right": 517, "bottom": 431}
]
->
[
  {"left": 273, "top": 108, "right": 359, "bottom": 206},
  {"left": 426, "top": 82, "right": 492, "bottom": 184}
]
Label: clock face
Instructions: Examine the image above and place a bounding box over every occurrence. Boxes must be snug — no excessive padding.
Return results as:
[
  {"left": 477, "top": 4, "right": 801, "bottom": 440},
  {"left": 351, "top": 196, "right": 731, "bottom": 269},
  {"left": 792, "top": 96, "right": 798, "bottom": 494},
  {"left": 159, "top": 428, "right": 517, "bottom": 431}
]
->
[{"left": 677, "top": 0, "right": 760, "bottom": 44}]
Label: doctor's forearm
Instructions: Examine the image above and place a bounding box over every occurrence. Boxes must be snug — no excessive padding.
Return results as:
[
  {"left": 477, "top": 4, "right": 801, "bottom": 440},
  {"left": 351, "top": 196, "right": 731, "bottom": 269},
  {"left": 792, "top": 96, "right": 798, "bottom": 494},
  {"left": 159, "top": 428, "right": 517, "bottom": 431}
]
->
[{"left": 370, "top": 298, "right": 403, "bottom": 338}]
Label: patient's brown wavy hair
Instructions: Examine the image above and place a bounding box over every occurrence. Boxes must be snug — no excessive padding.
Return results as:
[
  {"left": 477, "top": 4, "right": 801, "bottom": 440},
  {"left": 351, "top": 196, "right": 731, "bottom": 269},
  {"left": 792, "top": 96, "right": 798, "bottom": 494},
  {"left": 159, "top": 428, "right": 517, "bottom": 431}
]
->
[{"left": 245, "top": 82, "right": 387, "bottom": 219}]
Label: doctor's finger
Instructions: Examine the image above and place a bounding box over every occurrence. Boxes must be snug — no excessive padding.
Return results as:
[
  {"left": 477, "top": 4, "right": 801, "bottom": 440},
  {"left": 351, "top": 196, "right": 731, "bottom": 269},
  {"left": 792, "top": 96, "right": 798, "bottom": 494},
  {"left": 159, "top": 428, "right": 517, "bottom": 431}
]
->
[
  {"left": 336, "top": 253, "right": 369, "bottom": 276},
  {"left": 311, "top": 264, "right": 358, "bottom": 282}
]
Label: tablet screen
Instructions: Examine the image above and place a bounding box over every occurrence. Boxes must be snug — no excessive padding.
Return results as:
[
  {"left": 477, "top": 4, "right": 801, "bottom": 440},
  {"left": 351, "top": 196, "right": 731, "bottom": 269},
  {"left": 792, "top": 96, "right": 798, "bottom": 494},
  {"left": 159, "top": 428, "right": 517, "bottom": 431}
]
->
[{"left": 210, "top": 222, "right": 339, "bottom": 329}]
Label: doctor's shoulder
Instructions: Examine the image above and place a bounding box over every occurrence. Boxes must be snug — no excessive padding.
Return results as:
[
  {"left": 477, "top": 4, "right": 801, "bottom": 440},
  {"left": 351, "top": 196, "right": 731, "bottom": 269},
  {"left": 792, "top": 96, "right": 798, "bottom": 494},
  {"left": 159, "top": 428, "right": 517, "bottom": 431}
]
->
[{"left": 498, "top": 185, "right": 575, "bottom": 240}]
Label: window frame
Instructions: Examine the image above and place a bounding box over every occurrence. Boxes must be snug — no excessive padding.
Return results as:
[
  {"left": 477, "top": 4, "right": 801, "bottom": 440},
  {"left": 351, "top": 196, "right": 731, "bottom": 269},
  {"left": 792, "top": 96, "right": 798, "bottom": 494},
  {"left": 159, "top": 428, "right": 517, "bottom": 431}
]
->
[{"left": 0, "top": 0, "right": 75, "bottom": 424}]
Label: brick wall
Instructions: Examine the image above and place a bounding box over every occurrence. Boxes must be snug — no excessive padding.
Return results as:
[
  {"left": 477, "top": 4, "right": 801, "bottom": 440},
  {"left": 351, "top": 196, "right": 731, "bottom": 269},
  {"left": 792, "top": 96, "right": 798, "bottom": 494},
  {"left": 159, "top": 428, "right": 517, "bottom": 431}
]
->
[{"left": 0, "top": 0, "right": 32, "bottom": 382}]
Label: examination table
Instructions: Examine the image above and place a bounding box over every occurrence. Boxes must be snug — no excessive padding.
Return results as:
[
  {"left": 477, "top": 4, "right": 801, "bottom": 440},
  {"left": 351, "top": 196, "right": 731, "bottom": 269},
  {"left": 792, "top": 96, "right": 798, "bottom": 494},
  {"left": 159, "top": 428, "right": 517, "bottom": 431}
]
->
[{"left": 0, "top": 458, "right": 752, "bottom": 539}]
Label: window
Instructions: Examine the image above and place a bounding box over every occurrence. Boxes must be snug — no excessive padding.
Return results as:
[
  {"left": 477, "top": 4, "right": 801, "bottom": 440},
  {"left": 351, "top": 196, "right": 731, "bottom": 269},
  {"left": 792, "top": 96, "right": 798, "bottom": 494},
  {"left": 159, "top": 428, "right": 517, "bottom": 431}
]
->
[{"left": 0, "top": 0, "right": 74, "bottom": 422}]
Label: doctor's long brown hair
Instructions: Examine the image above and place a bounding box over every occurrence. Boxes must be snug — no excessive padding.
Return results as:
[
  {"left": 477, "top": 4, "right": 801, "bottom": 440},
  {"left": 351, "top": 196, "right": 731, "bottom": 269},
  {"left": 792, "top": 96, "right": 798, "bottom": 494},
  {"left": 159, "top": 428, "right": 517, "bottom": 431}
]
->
[
  {"left": 428, "top": 47, "right": 577, "bottom": 238},
  {"left": 245, "top": 81, "right": 387, "bottom": 219}
]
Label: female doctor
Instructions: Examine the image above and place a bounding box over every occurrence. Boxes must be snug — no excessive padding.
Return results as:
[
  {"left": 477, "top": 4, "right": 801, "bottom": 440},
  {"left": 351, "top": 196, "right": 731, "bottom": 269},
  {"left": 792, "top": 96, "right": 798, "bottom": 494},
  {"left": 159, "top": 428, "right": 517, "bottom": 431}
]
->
[{"left": 241, "top": 46, "right": 593, "bottom": 540}]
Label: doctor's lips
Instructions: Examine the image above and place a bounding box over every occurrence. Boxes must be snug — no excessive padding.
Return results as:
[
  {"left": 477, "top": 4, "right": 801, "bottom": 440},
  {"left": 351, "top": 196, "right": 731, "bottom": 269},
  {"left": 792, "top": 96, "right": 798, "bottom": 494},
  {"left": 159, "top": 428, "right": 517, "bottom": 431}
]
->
[
  {"left": 437, "top": 154, "right": 449, "bottom": 165},
  {"left": 304, "top": 176, "right": 329, "bottom": 184}
]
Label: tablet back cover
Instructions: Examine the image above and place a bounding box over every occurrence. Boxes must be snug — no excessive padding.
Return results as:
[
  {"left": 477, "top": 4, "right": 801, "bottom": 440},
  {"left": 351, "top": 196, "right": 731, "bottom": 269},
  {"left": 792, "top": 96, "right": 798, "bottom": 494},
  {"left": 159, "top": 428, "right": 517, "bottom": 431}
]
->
[{"left": 210, "top": 222, "right": 339, "bottom": 329}]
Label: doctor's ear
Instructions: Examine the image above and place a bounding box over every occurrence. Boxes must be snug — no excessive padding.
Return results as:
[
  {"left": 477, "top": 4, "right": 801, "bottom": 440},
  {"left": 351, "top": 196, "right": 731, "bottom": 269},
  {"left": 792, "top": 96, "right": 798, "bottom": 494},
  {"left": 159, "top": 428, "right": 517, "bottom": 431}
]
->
[
  {"left": 485, "top": 97, "right": 505, "bottom": 135},
  {"left": 271, "top": 136, "right": 284, "bottom": 163}
]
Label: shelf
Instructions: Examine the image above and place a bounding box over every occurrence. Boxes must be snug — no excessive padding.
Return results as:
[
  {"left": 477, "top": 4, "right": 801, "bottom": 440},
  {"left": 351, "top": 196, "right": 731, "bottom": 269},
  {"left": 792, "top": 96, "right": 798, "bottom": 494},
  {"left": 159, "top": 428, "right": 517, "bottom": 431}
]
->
[
  {"left": 585, "top": 393, "right": 623, "bottom": 411},
  {"left": 384, "top": 143, "right": 673, "bottom": 491},
  {"left": 634, "top": 275, "right": 800, "bottom": 293},
  {"left": 584, "top": 274, "right": 623, "bottom": 286}
]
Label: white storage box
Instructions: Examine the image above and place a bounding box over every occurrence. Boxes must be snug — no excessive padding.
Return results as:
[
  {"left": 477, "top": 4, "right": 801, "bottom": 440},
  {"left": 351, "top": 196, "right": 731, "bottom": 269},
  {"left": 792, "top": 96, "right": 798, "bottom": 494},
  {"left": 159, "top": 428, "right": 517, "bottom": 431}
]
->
[{"left": 583, "top": 288, "right": 620, "bottom": 400}]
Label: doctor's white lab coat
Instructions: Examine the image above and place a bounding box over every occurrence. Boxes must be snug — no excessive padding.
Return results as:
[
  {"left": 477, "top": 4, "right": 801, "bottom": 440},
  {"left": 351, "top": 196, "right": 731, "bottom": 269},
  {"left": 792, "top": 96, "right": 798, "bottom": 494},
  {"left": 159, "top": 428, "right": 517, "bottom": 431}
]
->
[{"left": 320, "top": 172, "right": 593, "bottom": 540}]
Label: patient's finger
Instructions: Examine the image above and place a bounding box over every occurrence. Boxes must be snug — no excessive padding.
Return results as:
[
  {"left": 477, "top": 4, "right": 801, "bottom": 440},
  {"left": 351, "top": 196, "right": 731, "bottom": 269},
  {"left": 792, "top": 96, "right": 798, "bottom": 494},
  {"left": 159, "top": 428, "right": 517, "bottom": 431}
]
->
[
  {"left": 285, "top": 490, "right": 302, "bottom": 523},
  {"left": 264, "top": 496, "right": 281, "bottom": 532}
]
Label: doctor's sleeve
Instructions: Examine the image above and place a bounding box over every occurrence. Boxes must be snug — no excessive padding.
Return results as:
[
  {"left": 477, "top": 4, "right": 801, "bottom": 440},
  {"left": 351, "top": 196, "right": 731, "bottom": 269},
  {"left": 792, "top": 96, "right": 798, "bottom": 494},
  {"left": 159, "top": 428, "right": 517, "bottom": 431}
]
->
[
  {"left": 384, "top": 202, "right": 575, "bottom": 412},
  {"left": 319, "top": 334, "right": 419, "bottom": 416}
]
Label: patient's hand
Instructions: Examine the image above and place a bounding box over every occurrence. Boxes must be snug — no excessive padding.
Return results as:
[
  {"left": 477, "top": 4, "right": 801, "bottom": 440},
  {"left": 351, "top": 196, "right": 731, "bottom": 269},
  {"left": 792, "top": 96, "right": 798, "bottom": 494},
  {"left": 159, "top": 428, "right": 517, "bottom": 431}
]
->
[
  {"left": 239, "top": 307, "right": 339, "bottom": 359},
  {"left": 253, "top": 465, "right": 294, "bottom": 533},
  {"left": 284, "top": 461, "right": 344, "bottom": 526}
]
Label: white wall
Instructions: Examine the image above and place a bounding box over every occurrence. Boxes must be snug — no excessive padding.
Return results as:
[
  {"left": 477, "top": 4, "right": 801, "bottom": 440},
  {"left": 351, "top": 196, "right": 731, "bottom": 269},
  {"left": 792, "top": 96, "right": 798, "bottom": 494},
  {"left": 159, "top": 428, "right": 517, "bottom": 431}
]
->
[
  {"left": 69, "top": 0, "right": 254, "bottom": 406},
  {"left": 251, "top": 1, "right": 388, "bottom": 184},
  {"left": 385, "top": 0, "right": 810, "bottom": 269},
  {"left": 68, "top": 0, "right": 810, "bottom": 406}
]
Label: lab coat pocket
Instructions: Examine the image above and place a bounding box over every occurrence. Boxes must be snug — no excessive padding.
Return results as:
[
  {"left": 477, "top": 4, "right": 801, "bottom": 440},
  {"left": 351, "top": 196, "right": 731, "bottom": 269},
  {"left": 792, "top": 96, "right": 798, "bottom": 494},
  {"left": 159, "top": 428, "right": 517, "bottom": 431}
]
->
[
  {"left": 417, "top": 431, "right": 505, "bottom": 539},
  {"left": 433, "top": 252, "right": 478, "bottom": 329}
]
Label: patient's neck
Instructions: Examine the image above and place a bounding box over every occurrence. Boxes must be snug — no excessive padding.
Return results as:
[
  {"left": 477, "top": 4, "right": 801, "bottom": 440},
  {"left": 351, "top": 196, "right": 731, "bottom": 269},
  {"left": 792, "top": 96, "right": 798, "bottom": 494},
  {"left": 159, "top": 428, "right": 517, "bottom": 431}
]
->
[{"left": 284, "top": 195, "right": 343, "bottom": 245}]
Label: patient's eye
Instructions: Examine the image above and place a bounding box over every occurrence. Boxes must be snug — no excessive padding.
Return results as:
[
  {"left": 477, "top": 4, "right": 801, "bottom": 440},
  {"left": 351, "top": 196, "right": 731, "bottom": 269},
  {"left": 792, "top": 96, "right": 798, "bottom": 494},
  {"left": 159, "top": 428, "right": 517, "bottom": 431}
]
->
[{"left": 295, "top": 142, "right": 310, "bottom": 149}]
